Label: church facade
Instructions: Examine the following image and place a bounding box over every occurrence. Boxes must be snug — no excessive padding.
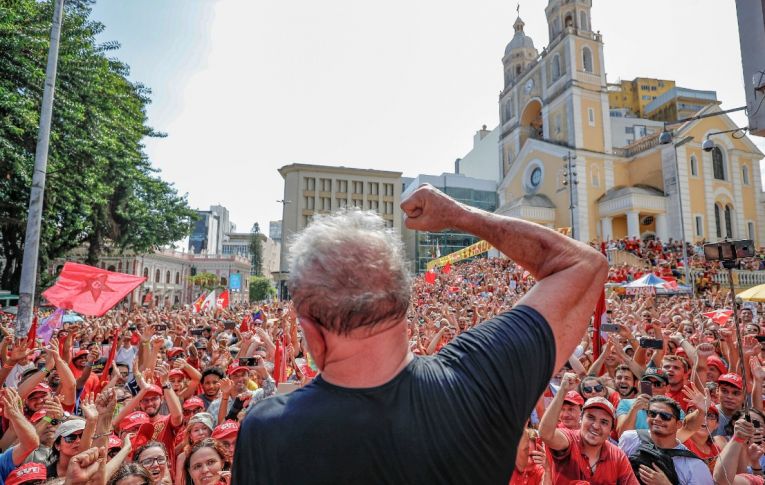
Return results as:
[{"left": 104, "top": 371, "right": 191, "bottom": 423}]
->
[{"left": 495, "top": 0, "right": 765, "bottom": 246}]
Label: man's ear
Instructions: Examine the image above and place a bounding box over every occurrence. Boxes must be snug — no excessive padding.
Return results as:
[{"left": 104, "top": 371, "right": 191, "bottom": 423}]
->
[{"left": 299, "top": 317, "right": 327, "bottom": 371}]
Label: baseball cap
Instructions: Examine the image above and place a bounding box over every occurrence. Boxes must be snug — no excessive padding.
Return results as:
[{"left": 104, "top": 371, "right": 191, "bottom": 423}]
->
[
  {"left": 582, "top": 396, "right": 615, "bottom": 422},
  {"left": 91, "top": 357, "right": 107, "bottom": 374},
  {"left": 119, "top": 411, "right": 150, "bottom": 431},
  {"left": 718, "top": 373, "right": 743, "bottom": 390},
  {"left": 108, "top": 434, "right": 122, "bottom": 450},
  {"left": 144, "top": 384, "right": 163, "bottom": 397},
  {"left": 707, "top": 355, "right": 728, "bottom": 374},
  {"left": 27, "top": 383, "right": 52, "bottom": 398},
  {"left": 187, "top": 412, "right": 214, "bottom": 432},
  {"left": 562, "top": 391, "right": 584, "bottom": 406},
  {"left": 30, "top": 410, "right": 47, "bottom": 424},
  {"left": 53, "top": 418, "right": 86, "bottom": 441},
  {"left": 73, "top": 349, "right": 89, "bottom": 360},
  {"left": 226, "top": 364, "right": 249, "bottom": 377},
  {"left": 641, "top": 368, "right": 669, "bottom": 385},
  {"left": 212, "top": 420, "right": 239, "bottom": 440},
  {"left": 183, "top": 396, "right": 204, "bottom": 411},
  {"left": 169, "top": 369, "right": 186, "bottom": 380},
  {"left": 5, "top": 463, "right": 46, "bottom": 485},
  {"left": 167, "top": 347, "right": 184, "bottom": 359}
]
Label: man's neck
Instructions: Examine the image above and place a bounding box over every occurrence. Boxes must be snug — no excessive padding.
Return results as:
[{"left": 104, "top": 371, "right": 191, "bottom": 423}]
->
[
  {"left": 651, "top": 432, "right": 679, "bottom": 449},
  {"left": 319, "top": 320, "right": 413, "bottom": 389},
  {"left": 580, "top": 440, "right": 604, "bottom": 461},
  {"left": 669, "top": 381, "right": 685, "bottom": 392}
]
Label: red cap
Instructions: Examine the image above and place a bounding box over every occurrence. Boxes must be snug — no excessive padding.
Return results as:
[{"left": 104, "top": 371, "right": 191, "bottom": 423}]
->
[
  {"left": 707, "top": 355, "right": 728, "bottom": 374},
  {"left": 226, "top": 365, "right": 249, "bottom": 377},
  {"left": 183, "top": 396, "right": 204, "bottom": 410},
  {"left": 718, "top": 373, "right": 743, "bottom": 390},
  {"left": 5, "top": 463, "right": 46, "bottom": 485},
  {"left": 73, "top": 349, "right": 89, "bottom": 360},
  {"left": 169, "top": 369, "right": 186, "bottom": 379},
  {"left": 583, "top": 396, "right": 616, "bottom": 421},
  {"left": 144, "top": 384, "right": 163, "bottom": 397},
  {"left": 30, "top": 410, "right": 47, "bottom": 424},
  {"left": 212, "top": 420, "right": 239, "bottom": 439},
  {"left": 28, "top": 383, "right": 52, "bottom": 398},
  {"left": 563, "top": 391, "right": 584, "bottom": 406},
  {"left": 167, "top": 347, "right": 184, "bottom": 358},
  {"left": 119, "top": 411, "right": 150, "bottom": 431},
  {"left": 108, "top": 434, "right": 122, "bottom": 449}
]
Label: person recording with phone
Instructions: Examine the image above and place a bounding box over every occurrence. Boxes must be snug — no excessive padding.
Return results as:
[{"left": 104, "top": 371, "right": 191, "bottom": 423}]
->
[
  {"left": 207, "top": 354, "right": 274, "bottom": 427},
  {"left": 510, "top": 425, "right": 551, "bottom": 485}
]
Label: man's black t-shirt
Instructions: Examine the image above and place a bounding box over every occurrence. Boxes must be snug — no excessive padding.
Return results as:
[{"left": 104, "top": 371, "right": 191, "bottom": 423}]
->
[{"left": 232, "top": 305, "right": 555, "bottom": 484}]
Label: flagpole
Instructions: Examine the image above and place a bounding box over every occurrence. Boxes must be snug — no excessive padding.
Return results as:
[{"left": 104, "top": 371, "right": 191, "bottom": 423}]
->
[{"left": 16, "top": 0, "right": 66, "bottom": 337}]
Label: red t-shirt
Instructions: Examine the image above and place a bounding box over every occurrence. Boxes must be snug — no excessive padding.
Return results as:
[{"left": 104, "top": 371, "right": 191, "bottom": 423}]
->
[
  {"left": 509, "top": 464, "right": 545, "bottom": 485},
  {"left": 665, "top": 387, "right": 690, "bottom": 411},
  {"left": 550, "top": 428, "right": 639, "bottom": 485}
]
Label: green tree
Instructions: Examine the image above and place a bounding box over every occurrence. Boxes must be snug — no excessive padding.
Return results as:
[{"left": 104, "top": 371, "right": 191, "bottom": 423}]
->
[
  {"left": 0, "top": 0, "right": 196, "bottom": 291},
  {"left": 249, "top": 223, "right": 263, "bottom": 276},
  {"left": 249, "top": 276, "right": 275, "bottom": 302},
  {"left": 188, "top": 272, "right": 219, "bottom": 290}
]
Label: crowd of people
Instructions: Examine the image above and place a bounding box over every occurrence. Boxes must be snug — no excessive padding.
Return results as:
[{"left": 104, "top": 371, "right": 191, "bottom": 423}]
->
[{"left": 0, "top": 230, "right": 763, "bottom": 483}]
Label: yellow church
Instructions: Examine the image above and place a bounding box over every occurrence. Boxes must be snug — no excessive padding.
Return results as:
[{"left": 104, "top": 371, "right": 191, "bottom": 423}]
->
[{"left": 493, "top": 0, "right": 764, "bottom": 246}]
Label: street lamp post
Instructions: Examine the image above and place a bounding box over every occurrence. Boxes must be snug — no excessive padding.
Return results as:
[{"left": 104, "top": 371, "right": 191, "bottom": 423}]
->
[{"left": 562, "top": 151, "right": 578, "bottom": 239}]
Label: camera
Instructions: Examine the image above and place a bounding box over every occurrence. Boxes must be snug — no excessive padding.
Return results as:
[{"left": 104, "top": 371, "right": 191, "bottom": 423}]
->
[
  {"left": 702, "top": 139, "right": 715, "bottom": 152},
  {"left": 703, "top": 240, "right": 754, "bottom": 262}
]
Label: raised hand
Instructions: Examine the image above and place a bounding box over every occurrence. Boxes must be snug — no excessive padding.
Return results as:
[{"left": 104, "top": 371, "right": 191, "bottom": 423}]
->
[
  {"left": 95, "top": 387, "right": 116, "bottom": 415},
  {"left": 42, "top": 396, "right": 64, "bottom": 420},
  {"left": 80, "top": 393, "right": 98, "bottom": 421},
  {"left": 696, "top": 343, "right": 716, "bottom": 360},
  {"left": 560, "top": 372, "right": 579, "bottom": 393},
  {"left": 681, "top": 382, "right": 711, "bottom": 413},
  {"left": 220, "top": 378, "right": 233, "bottom": 397},
  {"left": 400, "top": 184, "right": 465, "bottom": 232},
  {"left": 65, "top": 447, "right": 105, "bottom": 485},
  {"left": 734, "top": 417, "right": 755, "bottom": 442}
]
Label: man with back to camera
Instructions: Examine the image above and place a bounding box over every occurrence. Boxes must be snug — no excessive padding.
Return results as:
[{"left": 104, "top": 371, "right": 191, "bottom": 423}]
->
[{"left": 232, "top": 184, "right": 608, "bottom": 484}]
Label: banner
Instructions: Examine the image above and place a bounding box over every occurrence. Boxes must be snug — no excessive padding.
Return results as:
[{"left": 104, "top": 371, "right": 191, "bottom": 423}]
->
[
  {"left": 426, "top": 240, "right": 493, "bottom": 271},
  {"left": 229, "top": 273, "right": 242, "bottom": 291}
]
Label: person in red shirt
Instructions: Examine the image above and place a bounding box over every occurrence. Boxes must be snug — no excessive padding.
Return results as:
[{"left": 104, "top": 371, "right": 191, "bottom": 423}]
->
[
  {"left": 510, "top": 427, "right": 550, "bottom": 485},
  {"left": 558, "top": 392, "right": 584, "bottom": 430},
  {"left": 663, "top": 355, "right": 691, "bottom": 411},
  {"left": 539, "top": 373, "right": 638, "bottom": 484}
]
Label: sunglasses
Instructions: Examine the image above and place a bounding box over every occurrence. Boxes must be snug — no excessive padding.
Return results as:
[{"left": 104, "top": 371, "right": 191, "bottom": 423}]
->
[
  {"left": 647, "top": 410, "right": 675, "bottom": 421},
  {"left": 582, "top": 384, "right": 604, "bottom": 393},
  {"left": 63, "top": 433, "right": 83, "bottom": 443},
  {"left": 42, "top": 416, "right": 61, "bottom": 426},
  {"left": 643, "top": 379, "right": 665, "bottom": 387}
]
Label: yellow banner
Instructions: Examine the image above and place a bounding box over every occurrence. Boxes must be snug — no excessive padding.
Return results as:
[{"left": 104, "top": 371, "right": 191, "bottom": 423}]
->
[{"left": 426, "top": 240, "right": 493, "bottom": 270}]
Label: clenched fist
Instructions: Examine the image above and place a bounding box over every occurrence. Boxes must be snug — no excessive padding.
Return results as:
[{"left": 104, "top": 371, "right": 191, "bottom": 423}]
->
[{"left": 400, "top": 184, "right": 466, "bottom": 232}]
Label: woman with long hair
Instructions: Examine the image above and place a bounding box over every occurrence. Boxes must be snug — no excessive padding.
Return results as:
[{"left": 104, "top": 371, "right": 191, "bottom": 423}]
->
[
  {"left": 184, "top": 438, "right": 230, "bottom": 485},
  {"left": 107, "top": 463, "right": 152, "bottom": 485}
]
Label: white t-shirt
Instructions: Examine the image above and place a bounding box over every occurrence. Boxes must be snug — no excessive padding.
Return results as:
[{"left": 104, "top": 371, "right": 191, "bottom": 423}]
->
[
  {"left": 619, "top": 430, "right": 713, "bottom": 485},
  {"left": 115, "top": 345, "right": 138, "bottom": 369}
]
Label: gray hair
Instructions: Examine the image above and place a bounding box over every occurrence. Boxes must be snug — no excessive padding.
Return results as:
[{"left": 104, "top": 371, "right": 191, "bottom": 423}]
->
[{"left": 288, "top": 209, "right": 411, "bottom": 335}]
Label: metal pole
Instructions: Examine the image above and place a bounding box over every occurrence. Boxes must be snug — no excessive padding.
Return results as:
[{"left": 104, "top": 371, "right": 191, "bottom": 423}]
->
[
  {"left": 16, "top": 0, "right": 65, "bottom": 337},
  {"left": 728, "top": 265, "right": 750, "bottom": 413}
]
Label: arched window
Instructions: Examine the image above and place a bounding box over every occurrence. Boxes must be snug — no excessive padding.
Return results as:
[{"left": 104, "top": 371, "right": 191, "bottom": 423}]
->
[
  {"left": 690, "top": 155, "right": 698, "bottom": 176},
  {"left": 590, "top": 165, "right": 600, "bottom": 187},
  {"left": 107, "top": 265, "right": 116, "bottom": 272},
  {"left": 715, "top": 204, "right": 722, "bottom": 238},
  {"left": 175, "top": 272, "right": 180, "bottom": 284},
  {"left": 742, "top": 165, "right": 750, "bottom": 185},
  {"left": 582, "top": 47, "right": 593, "bottom": 73},
  {"left": 155, "top": 269, "right": 160, "bottom": 283},
  {"left": 580, "top": 12, "right": 588, "bottom": 31},
  {"left": 725, "top": 205, "right": 733, "bottom": 238},
  {"left": 165, "top": 271, "right": 171, "bottom": 284},
  {"left": 712, "top": 146, "right": 725, "bottom": 180},
  {"left": 552, "top": 55, "right": 561, "bottom": 80},
  {"left": 143, "top": 268, "right": 149, "bottom": 279},
  {"left": 565, "top": 14, "right": 574, "bottom": 28},
  {"left": 504, "top": 99, "right": 513, "bottom": 122},
  {"left": 515, "top": 65, "right": 522, "bottom": 76}
]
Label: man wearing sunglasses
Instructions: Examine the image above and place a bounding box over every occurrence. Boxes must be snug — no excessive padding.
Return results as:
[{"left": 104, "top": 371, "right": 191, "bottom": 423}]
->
[
  {"left": 539, "top": 384, "right": 638, "bottom": 484},
  {"left": 619, "top": 396, "right": 712, "bottom": 484},
  {"left": 617, "top": 368, "right": 685, "bottom": 436}
]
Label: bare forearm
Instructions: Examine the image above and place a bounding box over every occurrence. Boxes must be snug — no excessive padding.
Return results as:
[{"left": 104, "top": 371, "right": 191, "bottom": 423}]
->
[{"left": 539, "top": 391, "right": 564, "bottom": 442}]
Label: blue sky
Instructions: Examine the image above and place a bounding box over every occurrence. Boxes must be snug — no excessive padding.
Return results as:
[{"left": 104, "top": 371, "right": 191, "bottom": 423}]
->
[{"left": 87, "top": 0, "right": 765, "bottom": 235}]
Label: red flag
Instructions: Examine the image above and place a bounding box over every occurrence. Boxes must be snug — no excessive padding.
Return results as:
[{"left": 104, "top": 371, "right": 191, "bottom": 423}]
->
[
  {"left": 240, "top": 314, "right": 251, "bottom": 332},
  {"left": 592, "top": 288, "right": 607, "bottom": 359},
  {"left": 192, "top": 292, "right": 207, "bottom": 313},
  {"left": 273, "top": 335, "right": 287, "bottom": 385},
  {"left": 216, "top": 290, "right": 230, "bottom": 310},
  {"left": 143, "top": 291, "right": 153, "bottom": 306},
  {"left": 703, "top": 309, "right": 734, "bottom": 325},
  {"left": 424, "top": 271, "right": 436, "bottom": 285},
  {"left": 26, "top": 316, "right": 37, "bottom": 349},
  {"left": 42, "top": 263, "right": 146, "bottom": 317},
  {"left": 442, "top": 262, "right": 451, "bottom": 275},
  {"left": 100, "top": 328, "right": 120, "bottom": 384}
]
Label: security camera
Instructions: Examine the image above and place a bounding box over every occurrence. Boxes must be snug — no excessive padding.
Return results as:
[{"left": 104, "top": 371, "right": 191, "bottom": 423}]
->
[{"left": 702, "top": 139, "right": 715, "bottom": 152}]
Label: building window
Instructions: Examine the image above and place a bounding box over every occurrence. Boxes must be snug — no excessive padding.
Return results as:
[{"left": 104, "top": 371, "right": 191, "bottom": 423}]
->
[
  {"left": 640, "top": 85, "right": 649, "bottom": 91},
  {"left": 742, "top": 165, "right": 750, "bottom": 185},
  {"left": 320, "top": 178, "right": 332, "bottom": 192},
  {"left": 695, "top": 215, "right": 703, "bottom": 237},
  {"left": 590, "top": 165, "right": 599, "bottom": 187},
  {"left": 352, "top": 181, "right": 363, "bottom": 194},
  {"left": 384, "top": 183, "right": 394, "bottom": 197},
  {"left": 337, "top": 180, "right": 348, "bottom": 193},
  {"left": 352, "top": 199, "right": 363, "bottom": 209},
  {"left": 690, "top": 155, "right": 698, "bottom": 176},
  {"left": 552, "top": 55, "right": 561, "bottom": 80},
  {"left": 712, "top": 147, "right": 725, "bottom": 180},
  {"left": 155, "top": 269, "right": 161, "bottom": 283},
  {"left": 625, "top": 126, "right": 634, "bottom": 134},
  {"left": 368, "top": 182, "right": 379, "bottom": 195},
  {"left": 336, "top": 198, "right": 347, "bottom": 209},
  {"left": 725, "top": 205, "right": 733, "bottom": 238},
  {"left": 143, "top": 268, "right": 149, "bottom": 279},
  {"left": 368, "top": 200, "right": 379, "bottom": 212},
  {"left": 582, "top": 47, "right": 593, "bottom": 73},
  {"left": 305, "top": 196, "right": 315, "bottom": 210},
  {"left": 175, "top": 272, "right": 180, "bottom": 284},
  {"left": 320, "top": 197, "right": 331, "bottom": 211},
  {"left": 749, "top": 221, "right": 755, "bottom": 240},
  {"left": 587, "top": 108, "right": 595, "bottom": 126},
  {"left": 304, "top": 177, "right": 315, "bottom": 191},
  {"left": 165, "top": 271, "right": 171, "bottom": 284},
  {"left": 651, "top": 86, "right": 657, "bottom": 91},
  {"left": 384, "top": 202, "right": 393, "bottom": 214},
  {"left": 555, "top": 114, "right": 561, "bottom": 134},
  {"left": 715, "top": 204, "right": 722, "bottom": 238},
  {"left": 579, "top": 11, "right": 588, "bottom": 31}
]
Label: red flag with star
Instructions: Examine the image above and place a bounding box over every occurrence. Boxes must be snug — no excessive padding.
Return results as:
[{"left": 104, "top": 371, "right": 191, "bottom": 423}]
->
[
  {"left": 703, "top": 309, "right": 734, "bottom": 326},
  {"left": 42, "top": 262, "right": 146, "bottom": 317}
]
